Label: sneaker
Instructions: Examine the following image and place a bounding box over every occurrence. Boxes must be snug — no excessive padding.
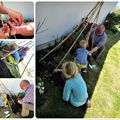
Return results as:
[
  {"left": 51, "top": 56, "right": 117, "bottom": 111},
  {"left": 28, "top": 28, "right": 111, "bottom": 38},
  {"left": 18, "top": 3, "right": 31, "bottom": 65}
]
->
[
  {"left": 86, "top": 100, "right": 91, "bottom": 108},
  {"left": 4, "top": 105, "right": 8, "bottom": 108},
  {"left": 5, "top": 113, "right": 10, "bottom": 118},
  {"left": 7, "top": 62, "right": 13, "bottom": 65},
  {"left": 88, "top": 64, "right": 94, "bottom": 69},
  {"left": 81, "top": 69, "right": 87, "bottom": 73},
  {"left": 4, "top": 111, "right": 10, "bottom": 115}
]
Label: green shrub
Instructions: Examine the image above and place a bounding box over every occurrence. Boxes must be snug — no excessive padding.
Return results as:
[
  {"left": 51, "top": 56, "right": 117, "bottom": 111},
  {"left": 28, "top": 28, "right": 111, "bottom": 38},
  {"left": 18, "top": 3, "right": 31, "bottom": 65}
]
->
[
  {"left": 36, "top": 77, "right": 45, "bottom": 94},
  {"left": 104, "top": 13, "right": 120, "bottom": 29}
]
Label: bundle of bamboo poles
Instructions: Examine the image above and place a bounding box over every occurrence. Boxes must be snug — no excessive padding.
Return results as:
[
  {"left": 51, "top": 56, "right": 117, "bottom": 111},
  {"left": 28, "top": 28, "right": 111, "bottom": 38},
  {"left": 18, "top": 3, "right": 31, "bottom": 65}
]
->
[
  {"left": 0, "top": 40, "right": 34, "bottom": 77},
  {"left": 0, "top": 41, "right": 32, "bottom": 60},
  {"left": 39, "top": 2, "right": 104, "bottom": 69},
  {"left": 56, "top": 2, "right": 104, "bottom": 69}
]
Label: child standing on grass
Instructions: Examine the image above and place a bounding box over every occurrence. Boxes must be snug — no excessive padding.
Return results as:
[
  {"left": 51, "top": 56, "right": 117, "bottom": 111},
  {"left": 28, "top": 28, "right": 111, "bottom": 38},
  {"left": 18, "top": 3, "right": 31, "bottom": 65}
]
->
[
  {"left": 75, "top": 40, "right": 89, "bottom": 73},
  {"left": 55, "top": 62, "right": 91, "bottom": 108}
]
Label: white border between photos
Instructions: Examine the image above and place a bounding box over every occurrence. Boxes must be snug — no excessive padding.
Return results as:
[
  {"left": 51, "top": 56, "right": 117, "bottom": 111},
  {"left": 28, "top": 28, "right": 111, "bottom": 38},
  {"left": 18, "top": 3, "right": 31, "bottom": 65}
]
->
[
  {"left": 0, "top": 1, "right": 36, "bottom": 120},
  {"left": 0, "top": 0, "right": 120, "bottom": 120}
]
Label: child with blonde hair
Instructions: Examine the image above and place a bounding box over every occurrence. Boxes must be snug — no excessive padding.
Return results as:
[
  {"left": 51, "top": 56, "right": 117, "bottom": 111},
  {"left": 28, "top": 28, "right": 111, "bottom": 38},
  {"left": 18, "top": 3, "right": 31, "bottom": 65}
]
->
[
  {"left": 0, "top": 41, "right": 29, "bottom": 64},
  {"left": 0, "top": 93, "right": 8, "bottom": 107},
  {"left": 75, "top": 40, "right": 89, "bottom": 73},
  {"left": 0, "top": 41, "right": 20, "bottom": 64},
  {"left": 54, "top": 61, "right": 91, "bottom": 107}
]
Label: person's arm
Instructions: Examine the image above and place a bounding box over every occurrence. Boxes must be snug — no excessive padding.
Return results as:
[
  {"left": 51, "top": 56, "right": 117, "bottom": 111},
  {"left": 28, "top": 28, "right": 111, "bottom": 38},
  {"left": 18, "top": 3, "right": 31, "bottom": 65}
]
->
[
  {"left": 75, "top": 49, "right": 78, "bottom": 55},
  {"left": 90, "top": 47, "right": 98, "bottom": 54},
  {"left": 63, "top": 81, "right": 72, "bottom": 101},
  {"left": 90, "top": 35, "right": 107, "bottom": 54},
  {"left": 0, "top": 4, "right": 24, "bottom": 26},
  {"left": 87, "top": 31, "right": 94, "bottom": 49},
  {"left": 18, "top": 99, "right": 23, "bottom": 104},
  {"left": 53, "top": 69, "right": 63, "bottom": 73},
  {"left": 22, "top": 93, "right": 29, "bottom": 104},
  {"left": 8, "top": 21, "right": 34, "bottom": 36},
  {"left": 0, "top": 4, "right": 8, "bottom": 14},
  {"left": 22, "top": 86, "right": 34, "bottom": 104}
]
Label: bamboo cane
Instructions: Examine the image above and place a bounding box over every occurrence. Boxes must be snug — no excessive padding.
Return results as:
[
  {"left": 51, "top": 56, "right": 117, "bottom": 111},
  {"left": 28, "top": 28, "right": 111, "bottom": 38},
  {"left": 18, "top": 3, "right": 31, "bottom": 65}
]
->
[
  {"left": 39, "top": 2, "right": 102, "bottom": 62},
  {"left": 0, "top": 41, "right": 32, "bottom": 60},
  {"left": 56, "top": 2, "right": 104, "bottom": 68},
  {"left": 20, "top": 53, "right": 34, "bottom": 77}
]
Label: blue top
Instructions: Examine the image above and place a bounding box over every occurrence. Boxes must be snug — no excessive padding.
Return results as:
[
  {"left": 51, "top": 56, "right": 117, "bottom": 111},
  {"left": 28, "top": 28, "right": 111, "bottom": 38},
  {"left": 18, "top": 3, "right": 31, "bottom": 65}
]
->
[
  {"left": 63, "top": 73, "right": 88, "bottom": 107},
  {"left": 91, "top": 31, "right": 107, "bottom": 49},
  {"left": 0, "top": 97, "right": 4, "bottom": 106},
  {"left": 75, "top": 48, "right": 89, "bottom": 65},
  {"left": 0, "top": 41, "right": 21, "bottom": 63},
  {"left": 12, "top": 51, "right": 21, "bottom": 63}
]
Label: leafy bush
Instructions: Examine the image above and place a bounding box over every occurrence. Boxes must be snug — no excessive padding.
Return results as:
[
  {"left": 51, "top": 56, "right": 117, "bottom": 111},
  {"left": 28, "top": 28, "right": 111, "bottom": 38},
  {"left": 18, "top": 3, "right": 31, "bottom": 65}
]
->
[
  {"left": 104, "top": 13, "right": 120, "bottom": 29},
  {"left": 36, "top": 77, "right": 45, "bottom": 95}
]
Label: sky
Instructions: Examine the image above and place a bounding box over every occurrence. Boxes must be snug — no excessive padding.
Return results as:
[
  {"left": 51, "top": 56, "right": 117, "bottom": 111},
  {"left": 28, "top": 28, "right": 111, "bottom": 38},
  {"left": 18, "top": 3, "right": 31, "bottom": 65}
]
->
[{"left": 116, "top": 2, "right": 120, "bottom": 8}]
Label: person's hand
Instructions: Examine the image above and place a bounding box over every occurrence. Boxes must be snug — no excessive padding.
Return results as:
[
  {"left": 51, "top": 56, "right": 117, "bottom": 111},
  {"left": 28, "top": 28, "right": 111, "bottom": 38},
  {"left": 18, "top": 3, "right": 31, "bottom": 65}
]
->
[
  {"left": 8, "top": 21, "right": 34, "bottom": 36},
  {"left": 6, "top": 8, "right": 24, "bottom": 26},
  {"left": 53, "top": 69, "right": 59, "bottom": 73},
  {"left": 18, "top": 99, "right": 23, "bottom": 104},
  {"left": 53, "top": 69, "right": 63, "bottom": 73},
  {"left": 89, "top": 51, "right": 92, "bottom": 56},
  {"left": 0, "top": 24, "right": 10, "bottom": 39}
]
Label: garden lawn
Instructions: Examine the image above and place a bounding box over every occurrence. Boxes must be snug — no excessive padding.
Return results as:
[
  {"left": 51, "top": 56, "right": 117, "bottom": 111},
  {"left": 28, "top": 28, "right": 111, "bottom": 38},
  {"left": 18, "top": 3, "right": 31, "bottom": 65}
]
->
[
  {"left": 85, "top": 40, "right": 120, "bottom": 118},
  {"left": 37, "top": 29, "right": 120, "bottom": 118}
]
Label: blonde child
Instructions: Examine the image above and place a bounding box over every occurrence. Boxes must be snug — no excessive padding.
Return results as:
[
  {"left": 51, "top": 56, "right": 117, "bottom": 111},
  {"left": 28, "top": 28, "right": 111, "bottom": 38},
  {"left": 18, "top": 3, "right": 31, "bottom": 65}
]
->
[
  {"left": 0, "top": 41, "right": 29, "bottom": 64},
  {"left": 54, "top": 62, "right": 91, "bottom": 107},
  {"left": 75, "top": 40, "right": 89, "bottom": 73},
  {"left": 0, "top": 93, "right": 8, "bottom": 107},
  {"left": 0, "top": 41, "right": 20, "bottom": 64}
]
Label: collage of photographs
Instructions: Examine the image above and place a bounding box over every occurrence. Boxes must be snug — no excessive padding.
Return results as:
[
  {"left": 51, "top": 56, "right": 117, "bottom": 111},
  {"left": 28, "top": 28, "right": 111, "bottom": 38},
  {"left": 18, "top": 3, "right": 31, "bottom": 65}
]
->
[
  {"left": 0, "top": 1, "right": 34, "bottom": 118},
  {"left": 0, "top": 0, "right": 120, "bottom": 119}
]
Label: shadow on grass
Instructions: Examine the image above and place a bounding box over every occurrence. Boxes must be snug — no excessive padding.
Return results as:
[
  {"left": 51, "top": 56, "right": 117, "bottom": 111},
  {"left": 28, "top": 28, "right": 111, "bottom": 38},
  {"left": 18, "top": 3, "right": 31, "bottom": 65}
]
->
[{"left": 36, "top": 28, "right": 120, "bottom": 118}]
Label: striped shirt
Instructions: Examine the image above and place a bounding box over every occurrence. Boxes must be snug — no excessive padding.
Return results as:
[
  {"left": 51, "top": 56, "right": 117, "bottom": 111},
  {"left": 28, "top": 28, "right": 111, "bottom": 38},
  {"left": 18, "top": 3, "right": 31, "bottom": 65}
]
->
[{"left": 23, "top": 85, "right": 34, "bottom": 104}]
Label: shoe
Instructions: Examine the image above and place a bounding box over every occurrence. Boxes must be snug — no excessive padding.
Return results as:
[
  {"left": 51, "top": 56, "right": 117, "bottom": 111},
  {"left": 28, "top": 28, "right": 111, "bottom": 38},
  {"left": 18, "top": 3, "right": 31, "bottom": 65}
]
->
[
  {"left": 81, "top": 69, "right": 87, "bottom": 73},
  {"left": 86, "top": 100, "right": 91, "bottom": 108},
  {"left": 88, "top": 64, "right": 94, "bottom": 69},
  {"left": 4, "top": 110, "right": 10, "bottom": 115},
  {"left": 5, "top": 113, "right": 10, "bottom": 118}
]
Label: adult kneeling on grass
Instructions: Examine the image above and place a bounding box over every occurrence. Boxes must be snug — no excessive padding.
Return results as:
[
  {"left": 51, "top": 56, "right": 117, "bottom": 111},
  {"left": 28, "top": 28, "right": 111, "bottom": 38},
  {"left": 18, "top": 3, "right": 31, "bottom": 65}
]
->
[
  {"left": 88, "top": 24, "right": 107, "bottom": 63},
  {"left": 18, "top": 80, "right": 34, "bottom": 117},
  {"left": 61, "top": 62, "right": 91, "bottom": 108}
]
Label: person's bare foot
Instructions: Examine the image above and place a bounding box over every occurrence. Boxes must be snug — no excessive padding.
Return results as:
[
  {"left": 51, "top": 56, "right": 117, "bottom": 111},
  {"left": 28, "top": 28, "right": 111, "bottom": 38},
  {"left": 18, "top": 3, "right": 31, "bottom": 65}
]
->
[{"left": 0, "top": 24, "right": 10, "bottom": 39}]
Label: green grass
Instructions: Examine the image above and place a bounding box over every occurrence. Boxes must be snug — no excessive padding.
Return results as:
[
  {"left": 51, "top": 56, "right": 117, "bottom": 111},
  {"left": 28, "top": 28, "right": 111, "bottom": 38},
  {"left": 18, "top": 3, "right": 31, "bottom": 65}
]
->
[
  {"left": 37, "top": 28, "right": 120, "bottom": 118},
  {"left": 0, "top": 50, "right": 20, "bottom": 78},
  {"left": 0, "top": 101, "right": 21, "bottom": 118},
  {"left": 115, "top": 25, "right": 120, "bottom": 32},
  {"left": 0, "top": 100, "right": 34, "bottom": 118},
  {"left": 85, "top": 40, "right": 120, "bottom": 118}
]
